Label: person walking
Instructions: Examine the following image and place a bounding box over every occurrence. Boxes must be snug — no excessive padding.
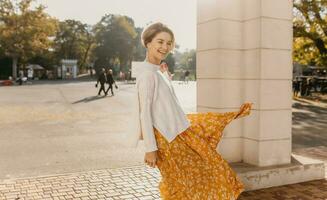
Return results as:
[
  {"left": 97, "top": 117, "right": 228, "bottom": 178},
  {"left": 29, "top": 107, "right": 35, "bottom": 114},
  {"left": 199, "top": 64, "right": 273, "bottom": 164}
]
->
[
  {"left": 293, "top": 77, "right": 301, "bottom": 97},
  {"left": 127, "top": 22, "right": 253, "bottom": 200},
  {"left": 306, "top": 77, "right": 313, "bottom": 96},
  {"left": 185, "top": 70, "right": 190, "bottom": 84},
  {"left": 27, "top": 68, "right": 34, "bottom": 81},
  {"left": 96, "top": 68, "right": 107, "bottom": 96},
  {"left": 105, "top": 69, "right": 117, "bottom": 96},
  {"left": 180, "top": 69, "right": 185, "bottom": 84},
  {"left": 16, "top": 70, "right": 24, "bottom": 85},
  {"left": 300, "top": 78, "right": 307, "bottom": 96}
]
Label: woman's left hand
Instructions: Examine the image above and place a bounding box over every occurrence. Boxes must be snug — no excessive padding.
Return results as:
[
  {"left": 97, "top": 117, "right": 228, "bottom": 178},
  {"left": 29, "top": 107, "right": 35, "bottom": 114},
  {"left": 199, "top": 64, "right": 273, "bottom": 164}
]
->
[
  {"left": 160, "top": 63, "right": 169, "bottom": 73},
  {"left": 160, "top": 63, "right": 173, "bottom": 80}
]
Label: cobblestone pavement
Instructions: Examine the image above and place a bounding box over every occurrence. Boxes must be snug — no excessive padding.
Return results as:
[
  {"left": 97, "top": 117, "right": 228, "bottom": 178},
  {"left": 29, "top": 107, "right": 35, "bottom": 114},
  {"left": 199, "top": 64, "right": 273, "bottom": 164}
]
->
[
  {"left": 1, "top": 147, "right": 326, "bottom": 200},
  {"left": 239, "top": 146, "right": 327, "bottom": 200},
  {"left": 239, "top": 179, "right": 327, "bottom": 200},
  {"left": 0, "top": 165, "right": 161, "bottom": 200}
]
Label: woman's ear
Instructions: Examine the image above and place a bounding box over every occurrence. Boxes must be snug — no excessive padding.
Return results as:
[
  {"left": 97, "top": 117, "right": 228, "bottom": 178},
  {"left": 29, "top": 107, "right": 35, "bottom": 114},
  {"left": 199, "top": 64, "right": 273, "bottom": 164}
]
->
[{"left": 146, "top": 42, "right": 151, "bottom": 49}]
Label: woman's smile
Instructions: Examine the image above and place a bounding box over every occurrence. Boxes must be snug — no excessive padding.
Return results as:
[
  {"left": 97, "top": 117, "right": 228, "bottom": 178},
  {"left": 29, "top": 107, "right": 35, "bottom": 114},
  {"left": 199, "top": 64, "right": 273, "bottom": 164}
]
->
[{"left": 158, "top": 50, "right": 167, "bottom": 56}]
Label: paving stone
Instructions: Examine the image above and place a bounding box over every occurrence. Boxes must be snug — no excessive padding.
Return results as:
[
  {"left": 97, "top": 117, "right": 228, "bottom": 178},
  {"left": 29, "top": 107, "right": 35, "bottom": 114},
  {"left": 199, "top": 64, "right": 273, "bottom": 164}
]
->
[{"left": 0, "top": 163, "right": 325, "bottom": 200}]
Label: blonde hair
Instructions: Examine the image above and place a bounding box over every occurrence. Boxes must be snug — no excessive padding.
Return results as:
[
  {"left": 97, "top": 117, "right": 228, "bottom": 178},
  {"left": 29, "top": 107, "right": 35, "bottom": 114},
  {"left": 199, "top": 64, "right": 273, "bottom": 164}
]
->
[{"left": 141, "top": 22, "right": 175, "bottom": 48}]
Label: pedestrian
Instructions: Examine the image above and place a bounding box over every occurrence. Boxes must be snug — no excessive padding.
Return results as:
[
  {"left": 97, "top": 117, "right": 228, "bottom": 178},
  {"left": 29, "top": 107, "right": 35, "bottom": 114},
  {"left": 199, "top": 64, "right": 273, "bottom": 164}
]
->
[
  {"left": 95, "top": 68, "right": 107, "bottom": 96},
  {"left": 89, "top": 66, "right": 93, "bottom": 77},
  {"left": 301, "top": 78, "right": 307, "bottom": 96},
  {"left": 127, "top": 22, "right": 253, "bottom": 200},
  {"left": 312, "top": 78, "right": 318, "bottom": 92},
  {"left": 293, "top": 77, "right": 300, "bottom": 97},
  {"left": 180, "top": 70, "right": 185, "bottom": 84},
  {"left": 119, "top": 71, "right": 124, "bottom": 81},
  {"left": 27, "top": 68, "right": 34, "bottom": 81},
  {"left": 16, "top": 70, "right": 24, "bottom": 85},
  {"left": 105, "top": 69, "right": 118, "bottom": 96},
  {"left": 185, "top": 70, "right": 190, "bottom": 84},
  {"left": 127, "top": 70, "right": 132, "bottom": 83},
  {"left": 306, "top": 77, "right": 312, "bottom": 96}
]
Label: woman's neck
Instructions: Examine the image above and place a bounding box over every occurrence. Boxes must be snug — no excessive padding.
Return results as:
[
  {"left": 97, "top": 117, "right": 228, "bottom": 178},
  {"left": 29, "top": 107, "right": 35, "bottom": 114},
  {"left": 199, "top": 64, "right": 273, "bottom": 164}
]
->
[{"left": 146, "top": 53, "right": 161, "bottom": 65}]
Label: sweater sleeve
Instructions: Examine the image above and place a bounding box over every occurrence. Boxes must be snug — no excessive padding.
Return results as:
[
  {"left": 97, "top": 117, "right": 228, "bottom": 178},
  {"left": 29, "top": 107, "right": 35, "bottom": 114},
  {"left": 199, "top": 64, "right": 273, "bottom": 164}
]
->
[{"left": 137, "top": 72, "right": 158, "bottom": 152}]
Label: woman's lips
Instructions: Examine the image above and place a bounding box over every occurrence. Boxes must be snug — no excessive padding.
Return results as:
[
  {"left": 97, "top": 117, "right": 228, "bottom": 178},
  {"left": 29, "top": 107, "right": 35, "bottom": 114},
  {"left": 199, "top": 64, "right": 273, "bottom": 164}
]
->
[{"left": 158, "top": 50, "right": 167, "bottom": 55}]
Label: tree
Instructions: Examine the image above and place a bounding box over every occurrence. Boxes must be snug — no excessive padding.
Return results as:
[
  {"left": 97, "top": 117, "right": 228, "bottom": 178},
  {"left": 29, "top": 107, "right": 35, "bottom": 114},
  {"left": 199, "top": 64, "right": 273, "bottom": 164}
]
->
[
  {"left": 0, "top": 0, "right": 57, "bottom": 78},
  {"left": 293, "top": 0, "right": 327, "bottom": 66},
  {"left": 53, "top": 20, "right": 95, "bottom": 71},
  {"left": 178, "top": 49, "right": 196, "bottom": 70},
  {"left": 132, "top": 27, "right": 146, "bottom": 61},
  {"left": 164, "top": 53, "right": 176, "bottom": 74},
  {"left": 93, "top": 14, "right": 137, "bottom": 73}
]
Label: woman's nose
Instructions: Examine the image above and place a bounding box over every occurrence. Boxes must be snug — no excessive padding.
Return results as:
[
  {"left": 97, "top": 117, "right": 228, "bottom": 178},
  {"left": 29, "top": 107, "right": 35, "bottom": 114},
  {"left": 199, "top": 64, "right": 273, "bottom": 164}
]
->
[{"left": 161, "top": 44, "right": 168, "bottom": 51}]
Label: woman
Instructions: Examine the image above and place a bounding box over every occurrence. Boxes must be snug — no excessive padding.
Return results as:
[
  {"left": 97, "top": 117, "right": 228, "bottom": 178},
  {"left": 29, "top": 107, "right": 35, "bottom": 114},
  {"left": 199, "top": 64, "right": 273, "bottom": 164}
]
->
[{"left": 130, "top": 22, "right": 252, "bottom": 200}]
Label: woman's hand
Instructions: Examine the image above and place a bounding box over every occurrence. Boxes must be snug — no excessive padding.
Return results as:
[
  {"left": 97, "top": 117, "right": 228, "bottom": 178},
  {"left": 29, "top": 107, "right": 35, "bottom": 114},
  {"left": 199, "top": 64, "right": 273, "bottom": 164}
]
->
[
  {"left": 160, "top": 63, "right": 168, "bottom": 73},
  {"left": 144, "top": 151, "right": 158, "bottom": 168},
  {"left": 160, "top": 63, "right": 173, "bottom": 80}
]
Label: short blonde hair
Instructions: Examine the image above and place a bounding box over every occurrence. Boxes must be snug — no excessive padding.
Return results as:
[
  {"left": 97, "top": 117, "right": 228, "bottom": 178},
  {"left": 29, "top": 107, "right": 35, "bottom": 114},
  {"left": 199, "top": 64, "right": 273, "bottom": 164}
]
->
[{"left": 141, "top": 22, "right": 175, "bottom": 48}]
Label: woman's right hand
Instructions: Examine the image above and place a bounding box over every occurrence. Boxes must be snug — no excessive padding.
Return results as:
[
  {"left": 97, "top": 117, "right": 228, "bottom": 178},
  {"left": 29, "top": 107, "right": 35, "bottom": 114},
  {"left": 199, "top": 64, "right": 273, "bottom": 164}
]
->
[
  {"left": 160, "top": 64, "right": 173, "bottom": 80},
  {"left": 144, "top": 151, "right": 158, "bottom": 168}
]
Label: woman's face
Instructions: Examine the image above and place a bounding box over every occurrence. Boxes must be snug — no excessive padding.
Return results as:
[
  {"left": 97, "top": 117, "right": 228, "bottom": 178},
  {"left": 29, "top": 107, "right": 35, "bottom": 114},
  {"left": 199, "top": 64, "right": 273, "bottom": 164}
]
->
[{"left": 147, "top": 31, "right": 174, "bottom": 61}]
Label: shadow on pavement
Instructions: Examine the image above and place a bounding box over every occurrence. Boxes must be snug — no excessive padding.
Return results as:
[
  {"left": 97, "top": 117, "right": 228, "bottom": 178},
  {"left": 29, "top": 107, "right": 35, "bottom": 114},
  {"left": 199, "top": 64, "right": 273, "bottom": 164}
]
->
[
  {"left": 72, "top": 95, "right": 107, "bottom": 104},
  {"left": 292, "top": 100, "right": 327, "bottom": 149},
  {"left": 300, "top": 93, "right": 327, "bottom": 104}
]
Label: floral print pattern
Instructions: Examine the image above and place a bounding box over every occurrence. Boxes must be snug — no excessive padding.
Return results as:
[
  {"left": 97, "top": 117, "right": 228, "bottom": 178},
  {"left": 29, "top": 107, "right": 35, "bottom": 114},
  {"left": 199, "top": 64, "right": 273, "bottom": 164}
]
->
[{"left": 154, "top": 103, "right": 253, "bottom": 200}]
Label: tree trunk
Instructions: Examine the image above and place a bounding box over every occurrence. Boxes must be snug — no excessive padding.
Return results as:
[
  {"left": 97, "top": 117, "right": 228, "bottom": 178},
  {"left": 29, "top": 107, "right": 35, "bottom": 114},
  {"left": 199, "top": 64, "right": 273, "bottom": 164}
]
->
[
  {"left": 80, "top": 42, "right": 92, "bottom": 71},
  {"left": 12, "top": 57, "right": 18, "bottom": 79}
]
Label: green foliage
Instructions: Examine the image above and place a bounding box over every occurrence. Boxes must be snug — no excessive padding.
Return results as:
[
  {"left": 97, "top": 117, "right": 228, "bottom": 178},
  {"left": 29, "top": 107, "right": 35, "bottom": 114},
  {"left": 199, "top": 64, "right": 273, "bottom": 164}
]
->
[
  {"left": 176, "top": 49, "right": 196, "bottom": 70},
  {"left": 0, "top": 0, "right": 57, "bottom": 61},
  {"left": 132, "top": 27, "right": 146, "bottom": 62},
  {"left": 93, "top": 14, "right": 137, "bottom": 74},
  {"left": 0, "top": 0, "right": 57, "bottom": 78},
  {"left": 53, "top": 20, "right": 95, "bottom": 70},
  {"left": 165, "top": 53, "right": 176, "bottom": 74},
  {"left": 293, "top": 0, "right": 327, "bottom": 66}
]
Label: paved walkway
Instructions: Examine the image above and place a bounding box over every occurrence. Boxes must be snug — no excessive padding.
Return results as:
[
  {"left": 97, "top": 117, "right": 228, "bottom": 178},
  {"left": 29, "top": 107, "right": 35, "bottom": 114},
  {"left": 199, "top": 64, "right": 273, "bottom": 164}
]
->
[
  {"left": 240, "top": 145, "right": 327, "bottom": 200},
  {"left": 0, "top": 147, "right": 326, "bottom": 200},
  {"left": 1, "top": 81, "right": 326, "bottom": 199},
  {"left": 0, "top": 166, "right": 161, "bottom": 200}
]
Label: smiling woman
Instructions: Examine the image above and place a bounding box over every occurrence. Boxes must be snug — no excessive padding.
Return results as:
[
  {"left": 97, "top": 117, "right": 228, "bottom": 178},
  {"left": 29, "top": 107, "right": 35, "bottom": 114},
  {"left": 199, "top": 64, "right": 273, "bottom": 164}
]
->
[
  {"left": 127, "top": 22, "right": 253, "bottom": 200},
  {"left": 141, "top": 23, "right": 175, "bottom": 65}
]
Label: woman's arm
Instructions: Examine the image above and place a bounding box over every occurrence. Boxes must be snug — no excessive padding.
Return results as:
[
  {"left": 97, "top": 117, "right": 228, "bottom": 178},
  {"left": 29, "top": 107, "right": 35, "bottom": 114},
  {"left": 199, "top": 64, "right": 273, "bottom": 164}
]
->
[{"left": 137, "top": 72, "right": 158, "bottom": 152}]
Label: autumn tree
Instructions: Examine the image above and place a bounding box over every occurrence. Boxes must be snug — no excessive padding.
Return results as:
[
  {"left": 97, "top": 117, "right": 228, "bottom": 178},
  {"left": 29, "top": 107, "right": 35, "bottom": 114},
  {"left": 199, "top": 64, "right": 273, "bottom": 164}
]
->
[
  {"left": 0, "top": 0, "right": 57, "bottom": 78},
  {"left": 293, "top": 0, "right": 327, "bottom": 66}
]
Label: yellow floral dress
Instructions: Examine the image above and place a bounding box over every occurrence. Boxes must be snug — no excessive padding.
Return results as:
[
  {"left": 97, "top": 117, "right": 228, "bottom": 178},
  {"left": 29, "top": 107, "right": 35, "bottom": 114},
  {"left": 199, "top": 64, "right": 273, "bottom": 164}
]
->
[{"left": 154, "top": 102, "right": 252, "bottom": 200}]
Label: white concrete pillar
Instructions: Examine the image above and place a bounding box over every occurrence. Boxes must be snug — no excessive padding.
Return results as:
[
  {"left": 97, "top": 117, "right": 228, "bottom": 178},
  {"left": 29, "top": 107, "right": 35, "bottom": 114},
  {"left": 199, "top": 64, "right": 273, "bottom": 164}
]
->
[{"left": 197, "top": 0, "right": 293, "bottom": 167}]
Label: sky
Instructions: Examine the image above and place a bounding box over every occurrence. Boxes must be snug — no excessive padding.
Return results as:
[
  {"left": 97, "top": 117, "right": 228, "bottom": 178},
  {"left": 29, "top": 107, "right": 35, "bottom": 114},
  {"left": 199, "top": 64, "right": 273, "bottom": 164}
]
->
[{"left": 36, "top": 0, "right": 197, "bottom": 52}]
